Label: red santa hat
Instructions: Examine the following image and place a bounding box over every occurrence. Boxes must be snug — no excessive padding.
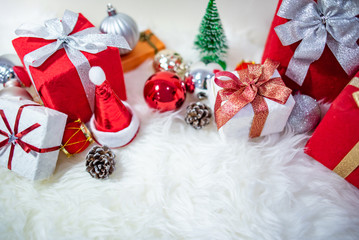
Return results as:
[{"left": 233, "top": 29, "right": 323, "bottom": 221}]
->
[{"left": 88, "top": 66, "right": 140, "bottom": 148}]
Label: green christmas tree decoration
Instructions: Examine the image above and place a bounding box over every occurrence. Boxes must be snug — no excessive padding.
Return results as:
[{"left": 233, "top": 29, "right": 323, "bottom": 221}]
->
[{"left": 194, "top": 0, "right": 228, "bottom": 70}]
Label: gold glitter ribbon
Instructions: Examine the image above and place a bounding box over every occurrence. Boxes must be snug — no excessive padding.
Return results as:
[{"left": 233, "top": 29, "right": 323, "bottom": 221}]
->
[
  {"left": 350, "top": 77, "right": 359, "bottom": 108},
  {"left": 333, "top": 142, "right": 359, "bottom": 178},
  {"left": 214, "top": 59, "right": 292, "bottom": 138},
  {"left": 333, "top": 77, "right": 359, "bottom": 178}
]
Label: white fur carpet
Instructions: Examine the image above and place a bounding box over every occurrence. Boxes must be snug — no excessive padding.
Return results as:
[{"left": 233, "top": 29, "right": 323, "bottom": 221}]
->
[{"left": 1, "top": 1, "right": 359, "bottom": 239}]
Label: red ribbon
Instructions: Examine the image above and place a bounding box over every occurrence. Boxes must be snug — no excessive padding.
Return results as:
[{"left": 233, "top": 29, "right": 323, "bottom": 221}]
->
[
  {"left": 214, "top": 59, "right": 292, "bottom": 138},
  {"left": 0, "top": 104, "right": 60, "bottom": 170}
]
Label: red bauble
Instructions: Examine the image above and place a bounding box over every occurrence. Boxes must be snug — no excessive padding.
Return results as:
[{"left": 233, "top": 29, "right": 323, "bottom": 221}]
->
[
  {"left": 61, "top": 120, "right": 94, "bottom": 157},
  {"left": 143, "top": 71, "right": 186, "bottom": 112},
  {"left": 184, "top": 75, "right": 195, "bottom": 93}
]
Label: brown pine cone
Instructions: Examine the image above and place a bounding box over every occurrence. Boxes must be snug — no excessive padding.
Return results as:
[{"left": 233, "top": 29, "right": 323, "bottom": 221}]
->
[
  {"left": 185, "top": 102, "right": 212, "bottom": 130},
  {"left": 86, "top": 145, "right": 115, "bottom": 179}
]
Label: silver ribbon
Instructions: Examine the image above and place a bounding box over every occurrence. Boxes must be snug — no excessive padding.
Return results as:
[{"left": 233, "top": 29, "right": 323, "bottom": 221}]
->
[
  {"left": 15, "top": 10, "right": 131, "bottom": 111},
  {"left": 274, "top": 0, "right": 359, "bottom": 86}
]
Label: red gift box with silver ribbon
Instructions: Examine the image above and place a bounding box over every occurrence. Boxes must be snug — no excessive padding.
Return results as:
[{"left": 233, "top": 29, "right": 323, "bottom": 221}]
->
[
  {"left": 12, "top": 10, "right": 130, "bottom": 123},
  {"left": 0, "top": 99, "right": 67, "bottom": 180},
  {"left": 262, "top": 0, "right": 359, "bottom": 102}
]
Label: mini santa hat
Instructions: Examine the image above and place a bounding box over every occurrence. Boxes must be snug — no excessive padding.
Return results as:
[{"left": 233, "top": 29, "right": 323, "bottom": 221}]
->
[{"left": 88, "top": 66, "right": 140, "bottom": 148}]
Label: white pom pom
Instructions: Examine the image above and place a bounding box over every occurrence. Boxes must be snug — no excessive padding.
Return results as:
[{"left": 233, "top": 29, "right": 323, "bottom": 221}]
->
[{"left": 89, "top": 66, "right": 106, "bottom": 86}]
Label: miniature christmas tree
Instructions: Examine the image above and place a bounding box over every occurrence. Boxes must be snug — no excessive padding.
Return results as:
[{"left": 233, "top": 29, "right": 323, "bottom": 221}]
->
[{"left": 194, "top": 0, "right": 228, "bottom": 70}]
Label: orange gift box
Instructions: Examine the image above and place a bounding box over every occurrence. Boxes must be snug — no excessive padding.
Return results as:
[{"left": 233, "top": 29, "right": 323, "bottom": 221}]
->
[{"left": 121, "top": 30, "right": 165, "bottom": 72}]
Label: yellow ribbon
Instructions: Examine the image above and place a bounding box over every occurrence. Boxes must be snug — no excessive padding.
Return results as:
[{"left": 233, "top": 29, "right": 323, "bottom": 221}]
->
[
  {"left": 333, "top": 77, "right": 359, "bottom": 178},
  {"left": 333, "top": 142, "right": 359, "bottom": 178},
  {"left": 353, "top": 92, "right": 359, "bottom": 108},
  {"left": 351, "top": 77, "right": 359, "bottom": 107}
]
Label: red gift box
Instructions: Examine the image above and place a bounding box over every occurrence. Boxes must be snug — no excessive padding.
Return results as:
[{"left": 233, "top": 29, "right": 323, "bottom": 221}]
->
[
  {"left": 305, "top": 72, "right": 359, "bottom": 188},
  {"left": 12, "top": 11, "right": 127, "bottom": 123},
  {"left": 262, "top": 0, "right": 359, "bottom": 102}
]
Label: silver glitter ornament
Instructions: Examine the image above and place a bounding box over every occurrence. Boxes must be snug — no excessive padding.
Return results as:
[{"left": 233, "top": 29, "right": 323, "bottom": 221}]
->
[
  {"left": 189, "top": 69, "right": 214, "bottom": 99},
  {"left": 100, "top": 3, "right": 139, "bottom": 55},
  {"left": 153, "top": 49, "right": 184, "bottom": 73},
  {"left": 175, "top": 63, "right": 191, "bottom": 79},
  {"left": 287, "top": 94, "right": 321, "bottom": 134},
  {"left": 0, "top": 62, "right": 15, "bottom": 84}
]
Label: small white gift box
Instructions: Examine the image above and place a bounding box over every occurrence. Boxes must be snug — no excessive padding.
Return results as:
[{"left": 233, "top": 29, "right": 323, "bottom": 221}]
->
[
  {"left": 0, "top": 99, "right": 67, "bottom": 180},
  {"left": 207, "top": 67, "right": 295, "bottom": 139}
]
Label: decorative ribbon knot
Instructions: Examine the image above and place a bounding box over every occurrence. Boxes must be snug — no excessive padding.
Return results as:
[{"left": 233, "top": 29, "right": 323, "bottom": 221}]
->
[
  {"left": 274, "top": 0, "right": 359, "bottom": 86},
  {"left": 58, "top": 35, "right": 68, "bottom": 42},
  {"left": 0, "top": 104, "right": 60, "bottom": 170},
  {"left": 15, "top": 10, "right": 131, "bottom": 111},
  {"left": 140, "top": 31, "right": 158, "bottom": 54},
  {"left": 320, "top": 14, "right": 326, "bottom": 25},
  {"left": 8, "top": 134, "right": 18, "bottom": 144},
  {"left": 214, "top": 59, "right": 292, "bottom": 138}
]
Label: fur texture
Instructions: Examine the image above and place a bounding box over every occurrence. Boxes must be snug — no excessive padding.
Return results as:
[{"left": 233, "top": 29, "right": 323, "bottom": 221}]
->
[{"left": 1, "top": 1, "right": 359, "bottom": 239}]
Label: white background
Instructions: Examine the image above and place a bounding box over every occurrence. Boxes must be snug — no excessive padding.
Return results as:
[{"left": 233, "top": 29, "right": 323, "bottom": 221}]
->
[{"left": 1, "top": 0, "right": 278, "bottom": 66}]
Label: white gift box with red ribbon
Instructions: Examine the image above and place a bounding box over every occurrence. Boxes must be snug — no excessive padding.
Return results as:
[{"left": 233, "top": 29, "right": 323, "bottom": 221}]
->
[
  {"left": 207, "top": 68, "right": 295, "bottom": 139},
  {"left": 0, "top": 98, "right": 67, "bottom": 180}
]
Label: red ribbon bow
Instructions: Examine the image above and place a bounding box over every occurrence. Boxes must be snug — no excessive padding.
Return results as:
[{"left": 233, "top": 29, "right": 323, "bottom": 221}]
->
[
  {"left": 214, "top": 59, "right": 292, "bottom": 138},
  {"left": 0, "top": 104, "right": 60, "bottom": 170}
]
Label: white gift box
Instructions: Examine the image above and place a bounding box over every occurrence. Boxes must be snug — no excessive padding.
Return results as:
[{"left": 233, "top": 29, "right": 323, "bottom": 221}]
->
[
  {"left": 207, "top": 70, "right": 295, "bottom": 139},
  {"left": 0, "top": 98, "right": 67, "bottom": 180}
]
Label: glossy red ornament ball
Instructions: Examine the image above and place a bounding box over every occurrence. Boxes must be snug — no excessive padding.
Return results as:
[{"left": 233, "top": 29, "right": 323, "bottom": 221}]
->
[
  {"left": 143, "top": 71, "right": 186, "bottom": 112},
  {"left": 184, "top": 75, "right": 195, "bottom": 93},
  {"left": 61, "top": 120, "right": 94, "bottom": 157}
]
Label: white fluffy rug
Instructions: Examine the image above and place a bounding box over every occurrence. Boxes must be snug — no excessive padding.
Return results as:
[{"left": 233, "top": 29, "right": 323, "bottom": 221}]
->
[{"left": 1, "top": 1, "right": 359, "bottom": 239}]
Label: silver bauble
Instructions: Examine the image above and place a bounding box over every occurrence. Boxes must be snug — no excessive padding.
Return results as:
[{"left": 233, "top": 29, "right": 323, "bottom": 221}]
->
[
  {"left": 0, "top": 58, "right": 15, "bottom": 84},
  {"left": 153, "top": 49, "right": 183, "bottom": 73},
  {"left": 100, "top": 3, "right": 139, "bottom": 55},
  {"left": 189, "top": 69, "right": 214, "bottom": 99},
  {"left": 287, "top": 94, "right": 321, "bottom": 134}
]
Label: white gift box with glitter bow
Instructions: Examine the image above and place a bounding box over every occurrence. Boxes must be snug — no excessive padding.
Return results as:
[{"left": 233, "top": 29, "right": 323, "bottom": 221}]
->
[{"left": 207, "top": 69, "right": 295, "bottom": 139}]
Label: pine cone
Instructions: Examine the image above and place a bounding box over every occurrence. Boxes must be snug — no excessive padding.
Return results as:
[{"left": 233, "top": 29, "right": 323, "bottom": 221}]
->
[
  {"left": 185, "top": 102, "right": 212, "bottom": 129},
  {"left": 86, "top": 145, "right": 115, "bottom": 179}
]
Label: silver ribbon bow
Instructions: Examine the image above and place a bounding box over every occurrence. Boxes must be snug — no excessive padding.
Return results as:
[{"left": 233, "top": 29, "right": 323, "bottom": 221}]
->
[
  {"left": 15, "top": 10, "right": 131, "bottom": 111},
  {"left": 274, "top": 0, "right": 359, "bottom": 86}
]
